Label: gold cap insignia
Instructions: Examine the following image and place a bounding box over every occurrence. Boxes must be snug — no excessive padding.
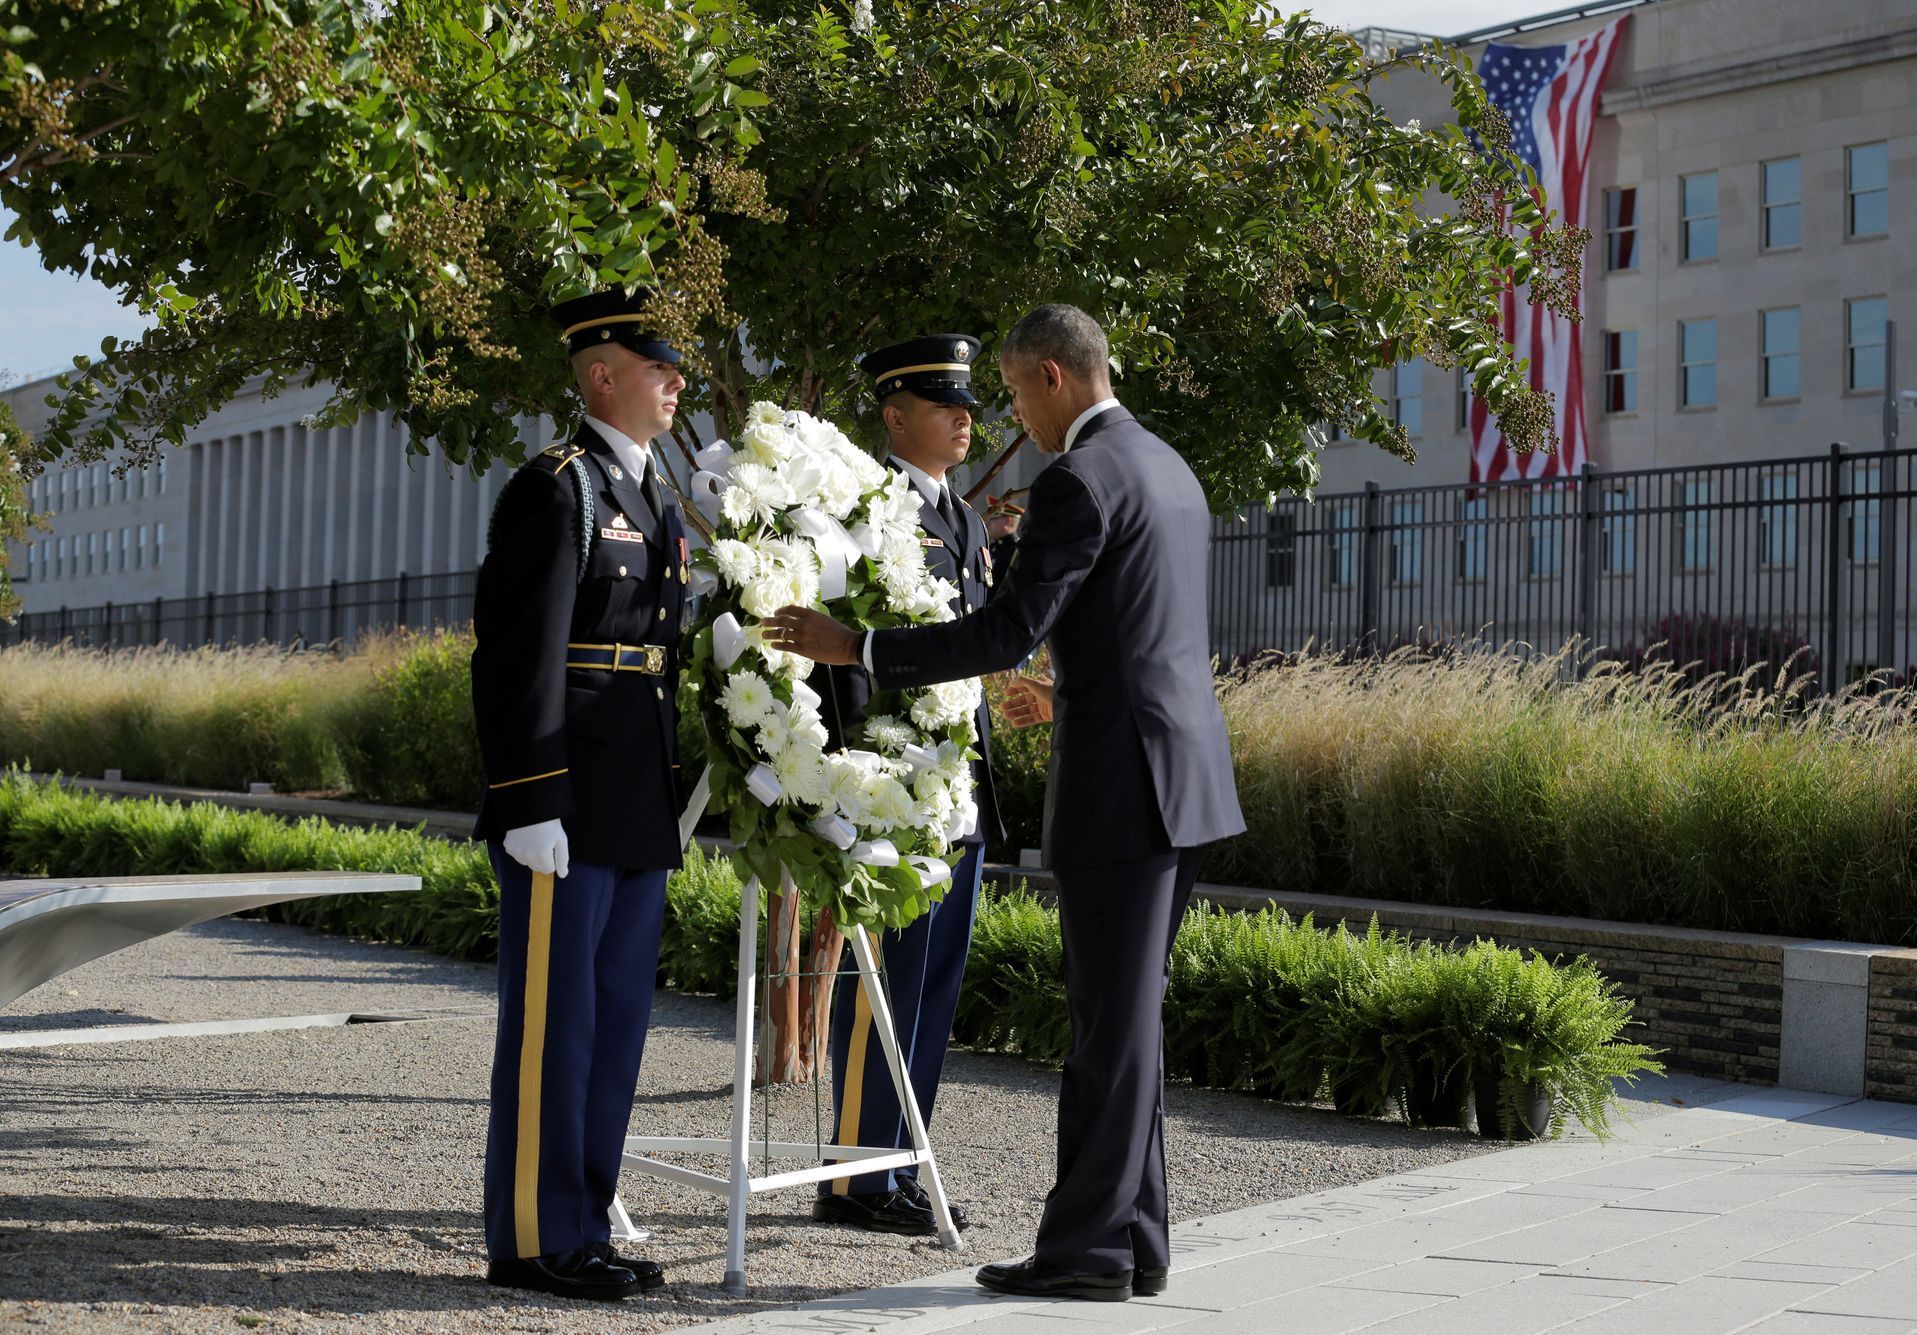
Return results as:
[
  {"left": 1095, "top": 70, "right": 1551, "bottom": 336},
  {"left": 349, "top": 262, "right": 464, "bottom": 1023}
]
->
[{"left": 955, "top": 341, "right": 968, "bottom": 358}]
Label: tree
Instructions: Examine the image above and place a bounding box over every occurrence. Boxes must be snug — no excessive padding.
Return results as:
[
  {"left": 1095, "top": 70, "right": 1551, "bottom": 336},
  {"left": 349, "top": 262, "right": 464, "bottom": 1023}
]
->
[
  {"left": 0, "top": 395, "right": 34, "bottom": 621},
  {"left": 653, "top": 1, "right": 1572, "bottom": 511},
  {"left": 1, "top": 0, "right": 768, "bottom": 473}
]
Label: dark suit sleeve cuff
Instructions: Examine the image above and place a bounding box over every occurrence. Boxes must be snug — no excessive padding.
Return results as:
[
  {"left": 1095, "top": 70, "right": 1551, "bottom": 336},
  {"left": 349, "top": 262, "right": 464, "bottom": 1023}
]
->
[{"left": 485, "top": 767, "right": 578, "bottom": 830}]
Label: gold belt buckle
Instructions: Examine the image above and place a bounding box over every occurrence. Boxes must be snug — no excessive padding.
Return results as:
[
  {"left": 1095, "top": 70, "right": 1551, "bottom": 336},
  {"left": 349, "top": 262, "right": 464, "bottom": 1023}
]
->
[{"left": 640, "top": 644, "right": 665, "bottom": 674}]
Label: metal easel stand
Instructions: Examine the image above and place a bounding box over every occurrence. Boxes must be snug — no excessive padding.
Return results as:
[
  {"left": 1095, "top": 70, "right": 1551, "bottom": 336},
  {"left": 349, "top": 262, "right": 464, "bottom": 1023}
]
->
[{"left": 609, "top": 868, "right": 964, "bottom": 1295}]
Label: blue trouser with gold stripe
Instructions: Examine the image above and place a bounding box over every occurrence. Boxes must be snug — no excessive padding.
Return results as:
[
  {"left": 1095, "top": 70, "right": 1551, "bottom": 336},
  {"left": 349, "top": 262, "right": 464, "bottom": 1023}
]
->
[
  {"left": 821, "top": 842, "right": 984, "bottom": 1197},
  {"left": 484, "top": 845, "right": 667, "bottom": 1261}
]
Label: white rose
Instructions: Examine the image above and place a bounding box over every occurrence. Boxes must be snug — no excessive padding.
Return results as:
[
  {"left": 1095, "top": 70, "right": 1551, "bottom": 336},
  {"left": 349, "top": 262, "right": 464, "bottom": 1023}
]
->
[{"left": 861, "top": 773, "right": 917, "bottom": 830}]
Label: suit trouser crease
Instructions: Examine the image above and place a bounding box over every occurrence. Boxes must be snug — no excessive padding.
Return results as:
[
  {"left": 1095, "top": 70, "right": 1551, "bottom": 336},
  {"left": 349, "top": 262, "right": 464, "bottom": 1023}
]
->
[
  {"left": 1035, "top": 847, "right": 1200, "bottom": 1274},
  {"left": 825, "top": 844, "right": 984, "bottom": 1197},
  {"left": 484, "top": 845, "right": 667, "bottom": 1261}
]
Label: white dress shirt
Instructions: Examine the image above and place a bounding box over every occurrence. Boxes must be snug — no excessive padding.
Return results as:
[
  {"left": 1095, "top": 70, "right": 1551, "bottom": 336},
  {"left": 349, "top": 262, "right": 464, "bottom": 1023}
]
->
[
  {"left": 583, "top": 414, "right": 652, "bottom": 487},
  {"left": 1063, "top": 396, "right": 1122, "bottom": 452}
]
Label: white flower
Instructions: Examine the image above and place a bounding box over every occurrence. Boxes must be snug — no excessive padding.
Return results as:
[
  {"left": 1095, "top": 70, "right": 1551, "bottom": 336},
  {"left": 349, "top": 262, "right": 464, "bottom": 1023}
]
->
[
  {"left": 860, "top": 772, "right": 917, "bottom": 830},
  {"left": 862, "top": 714, "right": 915, "bottom": 754},
  {"left": 788, "top": 703, "right": 829, "bottom": 752},
  {"left": 711, "top": 539, "right": 760, "bottom": 587},
  {"left": 851, "top": 0, "right": 873, "bottom": 34},
  {"left": 746, "top": 623, "right": 809, "bottom": 680},
  {"left": 815, "top": 457, "right": 864, "bottom": 519},
  {"left": 740, "top": 419, "right": 794, "bottom": 468},
  {"left": 721, "top": 671, "right": 778, "bottom": 730},
  {"left": 757, "top": 709, "right": 792, "bottom": 756},
  {"left": 771, "top": 745, "right": 832, "bottom": 806},
  {"left": 747, "top": 400, "right": 785, "bottom": 428},
  {"left": 724, "top": 460, "right": 793, "bottom": 528},
  {"left": 910, "top": 679, "right": 982, "bottom": 731}
]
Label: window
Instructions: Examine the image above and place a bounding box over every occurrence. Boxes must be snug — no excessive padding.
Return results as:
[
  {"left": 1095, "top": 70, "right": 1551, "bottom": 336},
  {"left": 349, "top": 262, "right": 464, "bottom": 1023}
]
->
[
  {"left": 1680, "top": 478, "right": 1714, "bottom": 572},
  {"left": 119, "top": 527, "right": 130, "bottom": 573},
  {"left": 1847, "top": 297, "right": 1887, "bottom": 392},
  {"left": 1392, "top": 359, "right": 1424, "bottom": 438},
  {"left": 56, "top": 536, "right": 67, "bottom": 579},
  {"left": 1601, "top": 487, "right": 1636, "bottom": 574},
  {"left": 1455, "top": 367, "right": 1474, "bottom": 433},
  {"left": 1680, "top": 173, "right": 1717, "bottom": 261},
  {"left": 1762, "top": 157, "right": 1801, "bottom": 249},
  {"left": 1456, "top": 497, "right": 1487, "bottom": 582},
  {"left": 155, "top": 522, "right": 166, "bottom": 568},
  {"left": 157, "top": 454, "right": 169, "bottom": 495},
  {"left": 1762, "top": 308, "right": 1800, "bottom": 400},
  {"left": 86, "top": 531, "right": 97, "bottom": 576},
  {"left": 1264, "top": 511, "right": 1296, "bottom": 589},
  {"left": 1603, "top": 330, "right": 1637, "bottom": 413},
  {"left": 1527, "top": 489, "right": 1564, "bottom": 578},
  {"left": 137, "top": 524, "right": 149, "bottom": 571},
  {"left": 91, "top": 464, "right": 104, "bottom": 507},
  {"left": 1760, "top": 471, "right": 1798, "bottom": 568},
  {"left": 1604, "top": 187, "right": 1638, "bottom": 271},
  {"left": 1848, "top": 142, "right": 1888, "bottom": 238},
  {"left": 1851, "top": 463, "right": 1882, "bottom": 563},
  {"left": 1325, "top": 501, "right": 1357, "bottom": 589},
  {"left": 1389, "top": 498, "right": 1423, "bottom": 585},
  {"left": 1680, "top": 319, "right": 1717, "bottom": 408}
]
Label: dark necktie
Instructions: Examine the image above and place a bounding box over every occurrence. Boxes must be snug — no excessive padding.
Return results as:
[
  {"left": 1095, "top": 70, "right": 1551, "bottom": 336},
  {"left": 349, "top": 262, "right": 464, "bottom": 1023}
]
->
[{"left": 936, "top": 484, "right": 957, "bottom": 536}]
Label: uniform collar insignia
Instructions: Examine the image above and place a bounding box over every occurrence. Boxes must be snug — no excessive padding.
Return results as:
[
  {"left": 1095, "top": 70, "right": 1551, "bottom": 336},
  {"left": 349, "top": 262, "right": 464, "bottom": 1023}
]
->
[
  {"left": 609, "top": 463, "right": 624, "bottom": 480},
  {"left": 611, "top": 513, "right": 630, "bottom": 529}
]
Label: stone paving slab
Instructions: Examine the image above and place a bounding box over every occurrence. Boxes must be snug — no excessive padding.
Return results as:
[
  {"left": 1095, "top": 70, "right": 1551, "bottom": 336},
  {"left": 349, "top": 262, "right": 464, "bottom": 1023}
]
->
[{"left": 682, "top": 1078, "right": 1917, "bottom": 1335}]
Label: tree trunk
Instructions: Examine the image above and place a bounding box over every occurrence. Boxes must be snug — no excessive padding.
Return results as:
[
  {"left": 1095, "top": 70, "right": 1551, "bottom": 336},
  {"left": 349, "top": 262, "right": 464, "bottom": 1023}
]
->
[{"left": 754, "top": 873, "right": 845, "bottom": 1087}]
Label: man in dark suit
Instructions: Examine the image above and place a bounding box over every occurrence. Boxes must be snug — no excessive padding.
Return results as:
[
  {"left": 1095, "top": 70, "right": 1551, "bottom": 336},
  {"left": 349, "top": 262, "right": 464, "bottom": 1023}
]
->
[
  {"left": 767, "top": 304, "right": 1244, "bottom": 1303},
  {"left": 469, "top": 289, "right": 690, "bottom": 1302},
  {"left": 810, "top": 334, "right": 1002, "bottom": 1238}
]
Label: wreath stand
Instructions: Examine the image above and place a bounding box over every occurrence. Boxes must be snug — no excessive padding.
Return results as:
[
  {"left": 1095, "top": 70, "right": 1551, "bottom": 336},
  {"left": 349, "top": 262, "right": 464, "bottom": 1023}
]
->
[{"left": 607, "top": 847, "right": 965, "bottom": 1294}]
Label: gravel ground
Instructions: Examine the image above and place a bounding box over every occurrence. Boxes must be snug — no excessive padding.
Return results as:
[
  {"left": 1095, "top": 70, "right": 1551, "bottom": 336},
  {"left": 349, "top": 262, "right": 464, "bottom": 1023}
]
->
[{"left": 1, "top": 918, "right": 1503, "bottom": 1334}]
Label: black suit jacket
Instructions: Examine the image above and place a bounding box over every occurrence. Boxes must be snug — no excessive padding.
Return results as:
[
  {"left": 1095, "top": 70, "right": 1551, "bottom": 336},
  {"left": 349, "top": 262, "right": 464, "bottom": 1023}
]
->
[
  {"left": 870, "top": 407, "right": 1243, "bottom": 869},
  {"left": 807, "top": 459, "right": 1003, "bottom": 847},
  {"left": 471, "top": 424, "right": 687, "bottom": 870}
]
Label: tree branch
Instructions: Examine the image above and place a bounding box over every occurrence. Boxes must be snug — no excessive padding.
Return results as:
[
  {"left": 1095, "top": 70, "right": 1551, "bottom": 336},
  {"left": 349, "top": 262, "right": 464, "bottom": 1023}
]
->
[{"left": 1, "top": 111, "right": 143, "bottom": 183}]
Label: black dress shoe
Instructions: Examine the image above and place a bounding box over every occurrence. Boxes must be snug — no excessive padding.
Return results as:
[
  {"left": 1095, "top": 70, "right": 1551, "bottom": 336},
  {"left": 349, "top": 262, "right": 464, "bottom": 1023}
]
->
[
  {"left": 587, "top": 1242, "right": 667, "bottom": 1292},
  {"left": 812, "top": 1190, "right": 937, "bottom": 1236},
  {"left": 486, "top": 1249, "right": 639, "bottom": 1301},
  {"left": 897, "top": 1177, "right": 971, "bottom": 1230},
  {"left": 1133, "top": 1265, "right": 1169, "bottom": 1296},
  {"left": 976, "top": 1257, "right": 1132, "bottom": 1303}
]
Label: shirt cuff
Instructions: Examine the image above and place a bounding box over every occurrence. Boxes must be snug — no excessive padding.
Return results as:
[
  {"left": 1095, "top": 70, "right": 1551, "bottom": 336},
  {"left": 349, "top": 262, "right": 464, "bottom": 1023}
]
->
[{"left": 861, "top": 630, "right": 876, "bottom": 674}]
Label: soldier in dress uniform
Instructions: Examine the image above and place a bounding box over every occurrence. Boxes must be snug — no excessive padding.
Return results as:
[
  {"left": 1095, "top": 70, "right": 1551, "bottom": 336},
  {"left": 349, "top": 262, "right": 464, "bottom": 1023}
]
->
[
  {"left": 469, "top": 289, "right": 691, "bottom": 1302},
  {"left": 810, "top": 334, "right": 1003, "bottom": 1236}
]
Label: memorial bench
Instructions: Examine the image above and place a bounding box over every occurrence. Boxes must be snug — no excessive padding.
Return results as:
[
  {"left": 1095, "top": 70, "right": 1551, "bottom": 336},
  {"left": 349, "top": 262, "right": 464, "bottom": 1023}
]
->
[{"left": 0, "top": 872, "right": 422, "bottom": 1010}]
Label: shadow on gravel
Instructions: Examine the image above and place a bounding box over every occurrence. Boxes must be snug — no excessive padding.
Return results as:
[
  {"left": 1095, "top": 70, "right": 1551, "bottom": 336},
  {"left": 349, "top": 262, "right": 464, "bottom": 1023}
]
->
[{"left": 0, "top": 1193, "right": 873, "bottom": 1318}]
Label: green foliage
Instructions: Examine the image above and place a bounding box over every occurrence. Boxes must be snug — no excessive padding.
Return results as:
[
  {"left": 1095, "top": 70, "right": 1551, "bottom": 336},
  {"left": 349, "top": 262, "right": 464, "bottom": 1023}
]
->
[
  {"left": 953, "top": 884, "right": 1659, "bottom": 1140},
  {"left": 0, "top": 772, "right": 1658, "bottom": 1136},
  {"left": 980, "top": 666, "right": 1048, "bottom": 863},
  {"left": 0, "top": 397, "right": 34, "bottom": 621},
  {"left": 1, "top": 0, "right": 765, "bottom": 473},
  {"left": 340, "top": 629, "right": 482, "bottom": 806},
  {"left": 684, "top": 2, "right": 1577, "bottom": 506}
]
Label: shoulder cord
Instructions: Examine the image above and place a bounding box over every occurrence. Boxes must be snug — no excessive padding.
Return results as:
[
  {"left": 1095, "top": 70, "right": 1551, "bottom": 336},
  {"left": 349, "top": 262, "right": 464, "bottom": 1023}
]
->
[{"left": 568, "top": 456, "right": 595, "bottom": 583}]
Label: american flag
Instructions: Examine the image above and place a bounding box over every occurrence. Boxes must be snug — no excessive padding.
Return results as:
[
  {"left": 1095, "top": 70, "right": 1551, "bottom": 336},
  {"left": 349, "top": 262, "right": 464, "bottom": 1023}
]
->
[{"left": 1466, "top": 17, "right": 1628, "bottom": 483}]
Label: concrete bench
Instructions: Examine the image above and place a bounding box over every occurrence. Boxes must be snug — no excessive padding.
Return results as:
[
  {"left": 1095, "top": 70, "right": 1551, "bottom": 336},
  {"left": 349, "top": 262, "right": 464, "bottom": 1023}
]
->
[{"left": 0, "top": 872, "right": 422, "bottom": 1010}]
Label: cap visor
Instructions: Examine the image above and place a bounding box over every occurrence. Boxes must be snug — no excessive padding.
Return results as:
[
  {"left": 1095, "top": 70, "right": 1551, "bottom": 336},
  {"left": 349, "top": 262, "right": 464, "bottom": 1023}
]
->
[{"left": 914, "top": 387, "right": 978, "bottom": 406}]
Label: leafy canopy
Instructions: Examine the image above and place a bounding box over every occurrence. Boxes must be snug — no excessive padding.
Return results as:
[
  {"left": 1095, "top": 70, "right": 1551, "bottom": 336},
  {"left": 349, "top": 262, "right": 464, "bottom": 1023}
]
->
[
  {"left": 1, "top": 0, "right": 764, "bottom": 471},
  {"left": 4, "top": 0, "right": 1576, "bottom": 513}
]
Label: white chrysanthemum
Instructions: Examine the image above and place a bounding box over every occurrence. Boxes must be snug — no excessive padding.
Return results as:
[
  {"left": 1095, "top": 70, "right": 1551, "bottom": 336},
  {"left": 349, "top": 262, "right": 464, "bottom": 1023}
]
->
[
  {"left": 746, "top": 623, "right": 809, "bottom": 680},
  {"left": 721, "top": 671, "right": 778, "bottom": 730},
  {"left": 747, "top": 400, "right": 784, "bottom": 428},
  {"left": 720, "top": 482, "right": 763, "bottom": 528},
  {"left": 862, "top": 714, "right": 916, "bottom": 754},
  {"left": 726, "top": 460, "right": 793, "bottom": 527},
  {"left": 910, "top": 678, "right": 982, "bottom": 730},
  {"left": 711, "top": 539, "right": 760, "bottom": 587},
  {"left": 771, "top": 745, "right": 832, "bottom": 806},
  {"left": 757, "top": 710, "right": 792, "bottom": 756}
]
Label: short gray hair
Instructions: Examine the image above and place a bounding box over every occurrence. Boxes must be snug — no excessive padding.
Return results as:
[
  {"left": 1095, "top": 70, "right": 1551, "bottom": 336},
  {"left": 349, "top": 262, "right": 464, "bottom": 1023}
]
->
[{"left": 1001, "top": 304, "right": 1109, "bottom": 384}]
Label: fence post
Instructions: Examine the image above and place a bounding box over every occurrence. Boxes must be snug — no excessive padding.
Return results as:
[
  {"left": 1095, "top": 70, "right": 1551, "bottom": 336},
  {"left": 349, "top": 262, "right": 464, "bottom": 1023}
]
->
[
  {"left": 202, "top": 590, "right": 215, "bottom": 648},
  {"left": 103, "top": 600, "right": 114, "bottom": 648},
  {"left": 1826, "top": 443, "right": 1848, "bottom": 696},
  {"left": 329, "top": 578, "right": 342, "bottom": 645},
  {"left": 152, "top": 595, "right": 163, "bottom": 647},
  {"left": 397, "top": 570, "right": 410, "bottom": 629},
  {"left": 59, "top": 604, "right": 69, "bottom": 642},
  {"left": 1577, "top": 463, "right": 1600, "bottom": 662},
  {"left": 263, "top": 585, "right": 276, "bottom": 646},
  {"left": 1359, "top": 481, "right": 1383, "bottom": 654}
]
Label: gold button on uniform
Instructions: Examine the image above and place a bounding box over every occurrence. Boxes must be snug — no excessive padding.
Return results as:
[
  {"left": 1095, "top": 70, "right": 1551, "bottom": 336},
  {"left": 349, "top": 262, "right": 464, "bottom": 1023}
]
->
[
  {"left": 618, "top": 565, "right": 628, "bottom": 577},
  {"left": 655, "top": 686, "right": 665, "bottom": 700},
  {"left": 657, "top": 607, "right": 667, "bottom": 621}
]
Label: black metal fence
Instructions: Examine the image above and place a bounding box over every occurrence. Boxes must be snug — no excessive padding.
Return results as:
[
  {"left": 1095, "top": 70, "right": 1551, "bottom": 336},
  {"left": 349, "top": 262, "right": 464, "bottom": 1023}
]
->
[
  {"left": 1210, "top": 444, "right": 1917, "bottom": 696},
  {"left": 0, "top": 570, "right": 480, "bottom": 651},
  {"left": 7, "top": 444, "right": 1916, "bottom": 697}
]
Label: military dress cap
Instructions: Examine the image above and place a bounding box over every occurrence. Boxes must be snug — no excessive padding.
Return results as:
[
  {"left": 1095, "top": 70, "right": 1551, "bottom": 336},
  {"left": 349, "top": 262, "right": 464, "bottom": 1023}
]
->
[
  {"left": 550, "top": 289, "right": 681, "bottom": 363},
  {"left": 861, "top": 333, "right": 980, "bottom": 406}
]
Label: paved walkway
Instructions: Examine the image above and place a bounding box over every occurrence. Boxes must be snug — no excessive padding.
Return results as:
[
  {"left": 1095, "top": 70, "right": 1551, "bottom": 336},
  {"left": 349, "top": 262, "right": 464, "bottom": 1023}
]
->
[{"left": 687, "top": 1080, "right": 1917, "bottom": 1335}]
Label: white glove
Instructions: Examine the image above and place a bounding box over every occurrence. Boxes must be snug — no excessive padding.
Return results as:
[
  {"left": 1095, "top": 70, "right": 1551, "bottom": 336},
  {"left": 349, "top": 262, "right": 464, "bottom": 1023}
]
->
[{"left": 503, "top": 819, "right": 570, "bottom": 880}]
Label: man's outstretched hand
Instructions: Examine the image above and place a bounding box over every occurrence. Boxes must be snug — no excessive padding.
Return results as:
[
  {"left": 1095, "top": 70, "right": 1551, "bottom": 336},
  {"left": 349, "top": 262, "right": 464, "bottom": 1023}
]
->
[{"left": 764, "top": 606, "right": 862, "bottom": 665}]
